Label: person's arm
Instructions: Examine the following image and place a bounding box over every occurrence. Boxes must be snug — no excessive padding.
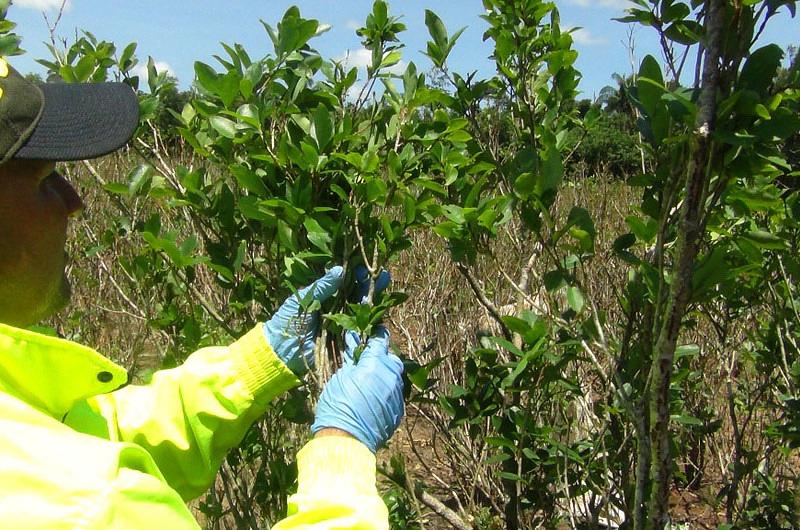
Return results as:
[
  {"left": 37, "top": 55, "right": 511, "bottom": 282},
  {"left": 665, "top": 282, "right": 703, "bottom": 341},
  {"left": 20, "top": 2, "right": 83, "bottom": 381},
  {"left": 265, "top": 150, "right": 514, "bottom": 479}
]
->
[
  {"left": 64, "top": 325, "right": 299, "bottom": 501},
  {"left": 64, "top": 268, "right": 344, "bottom": 502},
  {"left": 276, "top": 434, "right": 389, "bottom": 530},
  {"left": 273, "top": 324, "right": 405, "bottom": 530}
]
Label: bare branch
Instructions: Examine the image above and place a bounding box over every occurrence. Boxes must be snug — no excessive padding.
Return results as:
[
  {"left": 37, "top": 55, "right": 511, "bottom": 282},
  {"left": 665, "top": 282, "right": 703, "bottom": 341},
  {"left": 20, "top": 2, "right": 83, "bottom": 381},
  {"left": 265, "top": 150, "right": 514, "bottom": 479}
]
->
[{"left": 456, "top": 262, "right": 512, "bottom": 341}]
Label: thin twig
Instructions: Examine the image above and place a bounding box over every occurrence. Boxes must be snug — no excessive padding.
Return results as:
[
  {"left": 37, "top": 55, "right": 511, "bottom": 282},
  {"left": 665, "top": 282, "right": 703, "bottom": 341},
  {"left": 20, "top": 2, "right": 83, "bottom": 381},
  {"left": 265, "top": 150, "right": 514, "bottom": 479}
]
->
[
  {"left": 42, "top": 0, "right": 68, "bottom": 48},
  {"left": 455, "top": 262, "right": 512, "bottom": 341}
]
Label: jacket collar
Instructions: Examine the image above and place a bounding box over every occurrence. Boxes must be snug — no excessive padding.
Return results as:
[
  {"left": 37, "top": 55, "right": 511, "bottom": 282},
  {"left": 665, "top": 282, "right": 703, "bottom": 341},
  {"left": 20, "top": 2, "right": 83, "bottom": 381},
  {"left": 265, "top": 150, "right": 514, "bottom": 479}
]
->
[{"left": 0, "top": 323, "right": 127, "bottom": 418}]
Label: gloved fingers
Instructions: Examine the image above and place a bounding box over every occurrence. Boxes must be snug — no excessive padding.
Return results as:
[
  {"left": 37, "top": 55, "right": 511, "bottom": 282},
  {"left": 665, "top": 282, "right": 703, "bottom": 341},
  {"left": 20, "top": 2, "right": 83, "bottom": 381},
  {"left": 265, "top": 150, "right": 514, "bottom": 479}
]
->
[
  {"left": 355, "top": 266, "right": 391, "bottom": 303},
  {"left": 296, "top": 265, "right": 345, "bottom": 304},
  {"left": 385, "top": 350, "right": 405, "bottom": 376},
  {"left": 360, "top": 325, "right": 391, "bottom": 361},
  {"left": 342, "top": 329, "right": 361, "bottom": 364}
]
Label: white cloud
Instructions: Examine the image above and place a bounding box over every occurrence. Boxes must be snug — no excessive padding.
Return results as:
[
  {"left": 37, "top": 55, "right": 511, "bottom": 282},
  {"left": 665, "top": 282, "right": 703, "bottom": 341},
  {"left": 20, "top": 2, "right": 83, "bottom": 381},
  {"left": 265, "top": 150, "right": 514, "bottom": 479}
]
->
[
  {"left": 336, "top": 48, "right": 373, "bottom": 69},
  {"left": 345, "top": 19, "right": 361, "bottom": 31},
  {"left": 570, "top": 27, "right": 607, "bottom": 45},
  {"left": 335, "top": 48, "right": 406, "bottom": 75},
  {"left": 345, "top": 81, "right": 365, "bottom": 102},
  {"left": 13, "top": 0, "right": 71, "bottom": 10},
  {"left": 13, "top": 0, "right": 72, "bottom": 11},
  {"left": 132, "top": 60, "right": 176, "bottom": 84},
  {"left": 567, "top": 0, "right": 636, "bottom": 9}
]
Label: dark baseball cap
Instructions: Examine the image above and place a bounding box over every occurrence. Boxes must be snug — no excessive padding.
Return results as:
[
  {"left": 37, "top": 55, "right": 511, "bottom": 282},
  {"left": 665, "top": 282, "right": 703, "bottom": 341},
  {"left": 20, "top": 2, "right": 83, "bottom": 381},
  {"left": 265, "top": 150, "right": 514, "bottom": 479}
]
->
[{"left": 0, "top": 57, "right": 139, "bottom": 165}]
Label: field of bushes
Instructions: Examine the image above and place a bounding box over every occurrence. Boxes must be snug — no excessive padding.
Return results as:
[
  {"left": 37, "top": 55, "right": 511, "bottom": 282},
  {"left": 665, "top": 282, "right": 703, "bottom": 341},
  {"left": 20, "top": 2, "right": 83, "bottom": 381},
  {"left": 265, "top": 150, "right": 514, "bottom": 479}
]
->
[{"left": 3, "top": 0, "right": 800, "bottom": 528}]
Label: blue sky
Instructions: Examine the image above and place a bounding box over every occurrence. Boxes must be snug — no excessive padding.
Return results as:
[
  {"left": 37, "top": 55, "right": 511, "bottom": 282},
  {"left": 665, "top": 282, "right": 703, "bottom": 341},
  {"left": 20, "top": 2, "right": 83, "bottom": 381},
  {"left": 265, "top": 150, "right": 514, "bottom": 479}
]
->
[{"left": 6, "top": 0, "right": 798, "bottom": 99}]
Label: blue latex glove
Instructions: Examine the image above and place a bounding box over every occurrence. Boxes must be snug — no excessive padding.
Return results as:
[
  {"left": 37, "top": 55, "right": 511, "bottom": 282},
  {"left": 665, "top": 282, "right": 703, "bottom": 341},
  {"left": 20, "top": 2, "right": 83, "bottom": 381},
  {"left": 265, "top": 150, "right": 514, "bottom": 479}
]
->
[
  {"left": 311, "top": 325, "right": 405, "bottom": 452},
  {"left": 264, "top": 266, "right": 344, "bottom": 375}
]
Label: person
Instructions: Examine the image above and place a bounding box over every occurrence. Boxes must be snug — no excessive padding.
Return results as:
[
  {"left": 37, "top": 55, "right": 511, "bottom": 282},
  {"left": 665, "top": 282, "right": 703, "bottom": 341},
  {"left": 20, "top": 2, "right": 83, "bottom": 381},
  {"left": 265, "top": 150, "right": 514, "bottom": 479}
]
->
[{"left": 0, "top": 56, "right": 405, "bottom": 529}]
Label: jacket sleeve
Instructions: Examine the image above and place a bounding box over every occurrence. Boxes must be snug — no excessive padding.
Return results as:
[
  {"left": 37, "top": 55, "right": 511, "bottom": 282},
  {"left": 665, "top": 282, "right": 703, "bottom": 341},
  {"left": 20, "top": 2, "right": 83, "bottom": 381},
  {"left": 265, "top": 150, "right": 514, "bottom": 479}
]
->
[
  {"left": 64, "top": 325, "right": 301, "bottom": 501},
  {"left": 272, "top": 437, "right": 389, "bottom": 530}
]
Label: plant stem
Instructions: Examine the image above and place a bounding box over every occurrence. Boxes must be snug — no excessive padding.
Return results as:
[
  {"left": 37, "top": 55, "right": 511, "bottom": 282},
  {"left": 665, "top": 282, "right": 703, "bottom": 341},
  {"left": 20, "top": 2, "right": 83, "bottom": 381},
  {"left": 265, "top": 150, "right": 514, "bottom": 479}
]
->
[{"left": 644, "top": 0, "right": 725, "bottom": 526}]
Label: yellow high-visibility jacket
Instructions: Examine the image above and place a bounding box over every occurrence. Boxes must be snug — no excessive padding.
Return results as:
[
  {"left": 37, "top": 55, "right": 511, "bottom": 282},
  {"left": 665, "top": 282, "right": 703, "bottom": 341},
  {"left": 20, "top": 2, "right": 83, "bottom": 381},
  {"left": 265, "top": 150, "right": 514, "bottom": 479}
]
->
[{"left": 0, "top": 322, "right": 388, "bottom": 529}]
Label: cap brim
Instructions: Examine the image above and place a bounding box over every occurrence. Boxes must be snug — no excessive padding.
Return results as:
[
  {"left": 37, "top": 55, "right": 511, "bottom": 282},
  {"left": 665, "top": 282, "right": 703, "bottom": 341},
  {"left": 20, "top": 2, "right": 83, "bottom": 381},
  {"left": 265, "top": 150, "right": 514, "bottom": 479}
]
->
[{"left": 14, "top": 82, "right": 139, "bottom": 161}]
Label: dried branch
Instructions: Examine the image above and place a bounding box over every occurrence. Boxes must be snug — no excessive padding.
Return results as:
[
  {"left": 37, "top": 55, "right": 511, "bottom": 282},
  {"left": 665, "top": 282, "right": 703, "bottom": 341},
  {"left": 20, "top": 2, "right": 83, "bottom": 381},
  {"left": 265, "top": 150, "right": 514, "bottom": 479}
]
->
[
  {"left": 42, "top": 0, "right": 68, "bottom": 48},
  {"left": 455, "top": 262, "right": 512, "bottom": 341},
  {"left": 419, "top": 489, "right": 473, "bottom": 530}
]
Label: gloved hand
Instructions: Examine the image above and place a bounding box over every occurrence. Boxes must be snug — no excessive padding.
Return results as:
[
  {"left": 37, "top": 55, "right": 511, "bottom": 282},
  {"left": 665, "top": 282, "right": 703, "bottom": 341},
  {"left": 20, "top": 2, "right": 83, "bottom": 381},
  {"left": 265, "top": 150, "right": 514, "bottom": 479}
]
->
[
  {"left": 311, "top": 326, "right": 405, "bottom": 453},
  {"left": 264, "top": 266, "right": 344, "bottom": 375}
]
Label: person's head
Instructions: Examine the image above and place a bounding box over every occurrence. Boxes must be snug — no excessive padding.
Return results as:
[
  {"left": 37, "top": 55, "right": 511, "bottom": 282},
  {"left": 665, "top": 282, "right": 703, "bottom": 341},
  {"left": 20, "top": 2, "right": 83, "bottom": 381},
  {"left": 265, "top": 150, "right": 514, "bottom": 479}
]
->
[{"left": 0, "top": 57, "right": 139, "bottom": 327}]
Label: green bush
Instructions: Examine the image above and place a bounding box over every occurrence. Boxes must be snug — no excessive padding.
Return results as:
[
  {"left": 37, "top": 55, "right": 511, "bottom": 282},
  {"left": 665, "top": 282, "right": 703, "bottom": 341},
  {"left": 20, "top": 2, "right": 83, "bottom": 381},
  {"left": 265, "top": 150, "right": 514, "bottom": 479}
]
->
[{"left": 567, "top": 111, "right": 643, "bottom": 178}]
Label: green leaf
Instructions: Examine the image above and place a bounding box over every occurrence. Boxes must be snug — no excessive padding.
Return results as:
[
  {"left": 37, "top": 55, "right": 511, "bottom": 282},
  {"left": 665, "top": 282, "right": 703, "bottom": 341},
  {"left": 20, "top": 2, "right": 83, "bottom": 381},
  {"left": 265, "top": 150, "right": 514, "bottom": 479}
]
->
[
  {"left": 118, "top": 42, "right": 137, "bottom": 71},
  {"left": 566, "top": 206, "right": 595, "bottom": 236},
  {"left": 104, "top": 182, "right": 130, "bottom": 196},
  {"left": 537, "top": 144, "right": 563, "bottom": 195},
  {"left": 361, "top": 150, "right": 379, "bottom": 173},
  {"left": 675, "top": 344, "right": 700, "bottom": 359},
  {"left": 664, "top": 20, "right": 702, "bottom": 45},
  {"left": 366, "top": 178, "right": 388, "bottom": 203},
  {"left": 625, "top": 215, "right": 658, "bottom": 243},
  {"left": 691, "top": 246, "right": 729, "bottom": 298},
  {"left": 209, "top": 115, "right": 237, "bottom": 139},
  {"left": 485, "top": 436, "right": 517, "bottom": 450},
  {"left": 754, "top": 103, "right": 770, "bottom": 120},
  {"left": 217, "top": 72, "right": 241, "bottom": 108},
  {"left": 671, "top": 414, "right": 704, "bottom": 426},
  {"left": 194, "top": 61, "right": 219, "bottom": 94},
  {"left": 138, "top": 96, "right": 159, "bottom": 121},
  {"left": 381, "top": 50, "right": 403, "bottom": 69},
  {"left": 230, "top": 164, "right": 268, "bottom": 196},
  {"left": 300, "top": 141, "right": 320, "bottom": 170},
  {"left": 739, "top": 44, "right": 783, "bottom": 95},
  {"left": 432, "top": 221, "right": 458, "bottom": 239},
  {"left": 325, "top": 313, "right": 358, "bottom": 331},
  {"left": 613, "top": 233, "right": 638, "bottom": 263},
  {"left": 73, "top": 55, "right": 95, "bottom": 82},
  {"left": 567, "top": 286, "right": 585, "bottom": 313},
  {"left": 271, "top": 9, "right": 320, "bottom": 58},
  {"left": 281, "top": 388, "right": 313, "bottom": 424},
  {"left": 233, "top": 103, "right": 260, "bottom": 128},
  {"left": 241, "top": 61, "right": 264, "bottom": 98},
  {"left": 637, "top": 55, "right": 665, "bottom": 117},
  {"left": 128, "top": 164, "right": 154, "bottom": 197},
  {"left": 513, "top": 172, "right": 536, "bottom": 198},
  {"left": 0, "top": 33, "right": 22, "bottom": 56},
  {"left": 484, "top": 336, "right": 524, "bottom": 358},
  {"left": 501, "top": 316, "right": 528, "bottom": 336},
  {"left": 424, "top": 10, "right": 448, "bottom": 47},
  {"left": 277, "top": 220, "right": 296, "bottom": 252},
  {"left": 740, "top": 230, "right": 785, "bottom": 250},
  {"left": 303, "top": 217, "right": 332, "bottom": 253},
  {"left": 613, "top": 9, "right": 657, "bottom": 25},
  {"left": 544, "top": 270, "right": 565, "bottom": 291},
  {"left": 402, "top": 358, "right": 426, "bottom": 390},
  {"left": 311, "top": 105, "right": 334, "bottom": 151},
  {"left": 662, "top": 2, "right": 690, "bottom": 22}
]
